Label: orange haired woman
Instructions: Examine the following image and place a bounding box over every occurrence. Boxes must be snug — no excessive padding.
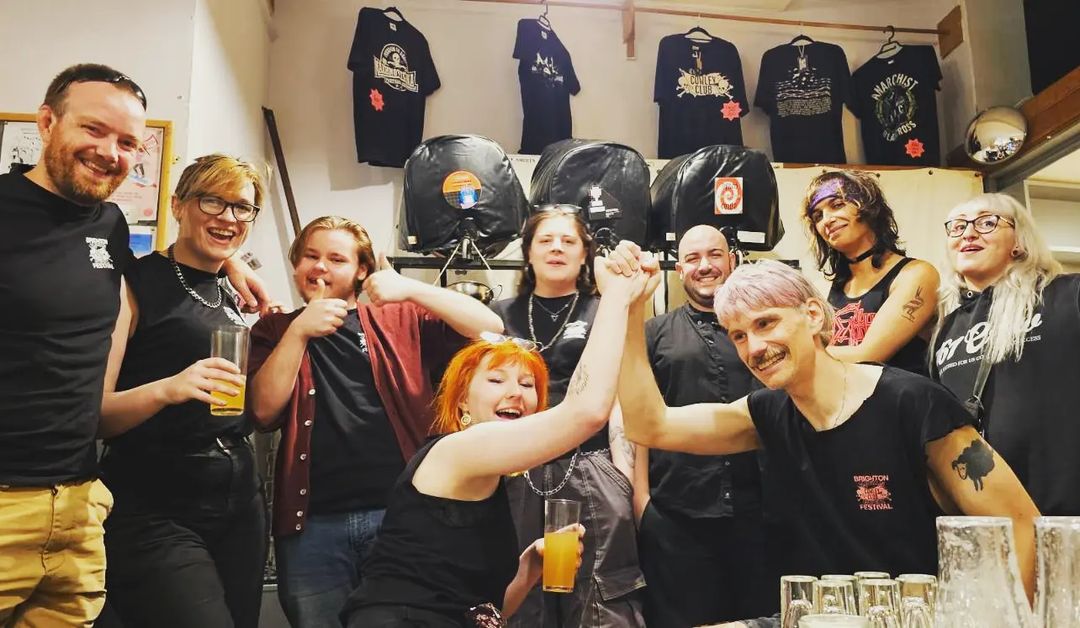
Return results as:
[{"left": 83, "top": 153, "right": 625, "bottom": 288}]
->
[{"left": 341, "top": 255, "right": 655, "bottom": 627}]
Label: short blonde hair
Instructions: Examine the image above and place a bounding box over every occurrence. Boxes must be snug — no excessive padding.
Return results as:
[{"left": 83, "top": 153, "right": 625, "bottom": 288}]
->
[
  {"left": 174, "top": 154, "right": 266, "bottom": 208},
  {"left": 288, "top": 216, "right": 377, "bottom": 294}
]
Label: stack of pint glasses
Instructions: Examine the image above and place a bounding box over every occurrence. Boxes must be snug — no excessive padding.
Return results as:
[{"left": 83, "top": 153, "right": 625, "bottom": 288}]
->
[
  {"left": 779, "top": 571, "right": 936, "bottom": 627},
  {"left": 1034, "top": 516, "right": 1080, "bottom": 627}
]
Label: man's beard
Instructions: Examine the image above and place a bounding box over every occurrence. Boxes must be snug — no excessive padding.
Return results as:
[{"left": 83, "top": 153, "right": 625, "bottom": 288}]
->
[
  {"left": 42, "top": 140, "right": 127, "bottom": 206},
  {"left": 684, "top": 283, "right": 715, "bottom": 310}
]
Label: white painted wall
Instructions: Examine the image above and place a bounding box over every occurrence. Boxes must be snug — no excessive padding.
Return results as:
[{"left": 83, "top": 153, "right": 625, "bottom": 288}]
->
[{"left": 0, "top": 0, "right": 198, "bottom": 185}]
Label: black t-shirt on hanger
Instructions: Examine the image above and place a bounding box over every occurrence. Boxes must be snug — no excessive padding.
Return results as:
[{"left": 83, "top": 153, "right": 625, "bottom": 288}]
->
[
  {"left": 654, "top": 33, "right": 749, "bottom": 159},
  {"left": 514, "top": 19, "right": 581, "bottom": 155},
  {"left": 347, "top": 7, "right": 440, "bottom": 168},
  {"left": 851, "top": 45, "right": 942, "bottom": 166},
  {"left": 755, "top": 41, "right": 852, "bottom": 164}
]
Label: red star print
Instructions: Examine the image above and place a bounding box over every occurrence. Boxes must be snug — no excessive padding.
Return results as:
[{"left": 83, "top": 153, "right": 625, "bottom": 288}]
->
[
  {"left": 369, "top": 88, "right": 384, "bottom": 112},
  {"left": 904, "top": 138, "right": 925, "bottom": 158},
  {"left": 721, "top": 100, "right": 742, "bottom": 121}
]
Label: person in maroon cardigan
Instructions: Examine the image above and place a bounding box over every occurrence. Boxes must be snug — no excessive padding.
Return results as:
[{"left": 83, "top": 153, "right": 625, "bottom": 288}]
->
[{"left": 247, "top": 216, "right": 504, "bottom": 628}]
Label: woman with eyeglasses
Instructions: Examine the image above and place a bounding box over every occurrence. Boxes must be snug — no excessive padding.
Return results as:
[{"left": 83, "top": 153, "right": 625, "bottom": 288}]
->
[
  {"left": 803, "top": 170, "right": 940, "bottom": 374},
  {"left": 96, "top": 155, "right": 268, "bottom": 628},
  {"left": 343, "top": 255, "right": 655, "bottom": 627},
  {"left": 932, "top": 193, "right": 1080, "bottom": 516},
  {"left": 488, "top": 206, "right": 647, "bottom": 627}
]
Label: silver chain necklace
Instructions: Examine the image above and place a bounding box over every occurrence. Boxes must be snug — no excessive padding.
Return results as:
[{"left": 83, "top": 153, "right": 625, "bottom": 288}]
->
[
  {"left": 168, "top": 245, "right": 223, "bottom": 309},
  {"left": 527, "top": 290, "right": 579, "bottom": 353},
  {"left": 533, "top": 295, "right": 575, "bottom": 321},
  {"left": 523, "top": 451, "right": 578, "bottom": 497}
]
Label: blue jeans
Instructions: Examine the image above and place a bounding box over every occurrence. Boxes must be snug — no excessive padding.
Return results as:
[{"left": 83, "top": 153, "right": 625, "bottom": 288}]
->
[{"left": 275, "top": 508, "right": 385, "bottom": 628}]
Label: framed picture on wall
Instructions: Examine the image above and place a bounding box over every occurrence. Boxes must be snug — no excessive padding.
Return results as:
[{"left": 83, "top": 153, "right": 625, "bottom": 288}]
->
[{"left": 0, "top": 112, "right": 174, "bottom": 252}]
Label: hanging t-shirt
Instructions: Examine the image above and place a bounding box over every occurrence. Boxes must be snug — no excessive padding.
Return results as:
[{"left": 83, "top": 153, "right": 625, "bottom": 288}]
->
[
  {"left": 932, "top": 275, "right": 1080, "bottom": 516},
  {"left": 654, "top": 33, "right": 749, "bottom": 159},
  {"left": 828, "top": 257, "right": 929, "bottom": 375},
  {"left": 513, "top": 19, "right": 581, "bottom": 155},
  {"left": 755, "top": 41, "right": 852, "bottom": 164},
  {"left": 747, "top": 367, "right": 972, "bottom": 577},
  {"left": 851, "top": 45, "right": 942, "bottom": 166},
  {"left": 347, "top": 7, "right": 440, "bottom": 168}
]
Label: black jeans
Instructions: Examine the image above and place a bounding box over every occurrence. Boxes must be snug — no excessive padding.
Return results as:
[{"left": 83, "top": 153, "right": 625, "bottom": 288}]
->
[
  {"left": 637, "top": 501, "right": 778, "bottom": 628},
  {"left": 346, "top": 604, "right": 464, "bottom": 627},
  {"left": 97, "top": 439, "right": 268, "bottom": 628}
]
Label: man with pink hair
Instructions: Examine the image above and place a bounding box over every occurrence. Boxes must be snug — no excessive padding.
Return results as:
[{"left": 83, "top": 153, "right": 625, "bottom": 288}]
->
[{"left": 608, "top": 243, "right": 1040, "bottom": 625}]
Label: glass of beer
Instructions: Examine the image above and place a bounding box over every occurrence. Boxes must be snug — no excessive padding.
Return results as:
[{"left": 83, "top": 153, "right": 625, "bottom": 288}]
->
[
  {"left": 542, "top": 498, "right": 581, "bottom": 593},
  {"left": 210, "top": 325, "right": 249, "bottom": 416}
]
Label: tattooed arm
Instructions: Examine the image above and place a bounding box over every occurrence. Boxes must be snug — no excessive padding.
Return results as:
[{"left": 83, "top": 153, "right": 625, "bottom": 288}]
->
[
  {"left": 828, "top": 259, "right": 940, "bottom": 364},
  {"left": 927, "top": 425, "right": 1040, "bottom": 601}
]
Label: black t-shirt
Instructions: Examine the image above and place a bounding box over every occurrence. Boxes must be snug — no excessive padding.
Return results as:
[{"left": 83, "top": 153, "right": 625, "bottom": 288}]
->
[
  {"left": 490, "top": 292, "right": 606, "bottom": 452},
  {"left": 933, "top": 275, "right": 1080, "bottom": 516},
  {"left": 347, "top": 7, "right": 440, "bottom": 168},
  {"left": 513, "top": 19, "right": 581, "bottom": 155},
  {"left": 654, "top": 34, "right": 749, "bottom": 158},
  {"left": 747, "top": 367, "right": 971, "bottom": 577},
  {"left": 307, "top": 309, "right": 405, "bottom": 513},
  {"left": 828, "top": 257, "right": 929, "bottom": 375},
  {"left": 754, "top": 41, "right": 852, "bottom": 164},
  {"left": 851, "top": 45, "right": 942, "bottom": 166},
  {"left": 344, "top": 435, "right": 518, "bottom": 620},
  {"left": 646, "top": 305, "right": 762, "bottom": 518},
  {"left": 108, "top": 252, "right": 249, "bottom": 452},
  {"left": 0, "top": 173, "right": 131, "bottom": 486}
]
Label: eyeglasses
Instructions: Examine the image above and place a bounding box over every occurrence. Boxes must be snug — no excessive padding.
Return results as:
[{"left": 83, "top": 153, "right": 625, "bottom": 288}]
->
[
  {"left": 944, "top": 214, "right": 1014, "bottom": 238},
  {"left": 479, "top": 331, "right": 539, "bottom": 352},
  {"left": 197, "top": 196, "right": 261, "bottom": 223},
  {"left": 54, "top": 68, "right": 147, "bottom": 110}
]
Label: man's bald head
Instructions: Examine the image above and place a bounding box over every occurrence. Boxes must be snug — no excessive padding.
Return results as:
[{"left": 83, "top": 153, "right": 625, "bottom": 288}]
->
[{"left": 676, "top": 225, "right": 734, "bottom": 311}]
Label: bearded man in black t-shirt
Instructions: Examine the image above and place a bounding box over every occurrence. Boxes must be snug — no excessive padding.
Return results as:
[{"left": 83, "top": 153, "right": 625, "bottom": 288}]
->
[{"left": 608, "top": 243, "right": 1040, "bottom": 626}]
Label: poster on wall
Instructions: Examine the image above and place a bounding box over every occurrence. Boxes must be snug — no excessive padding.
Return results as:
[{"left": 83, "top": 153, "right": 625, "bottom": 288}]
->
[{"left": 0, "top": 113, "right": 173, "bottom": 250}]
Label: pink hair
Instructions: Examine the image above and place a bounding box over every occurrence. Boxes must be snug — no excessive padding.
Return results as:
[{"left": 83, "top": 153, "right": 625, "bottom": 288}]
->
[{"left": 713, "top": 260, "right": 834, "bottom": 346}]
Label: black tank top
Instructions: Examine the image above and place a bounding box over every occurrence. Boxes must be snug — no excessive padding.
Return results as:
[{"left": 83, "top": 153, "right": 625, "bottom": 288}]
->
[
  {"left": 828, "top": 257, "right": 928, "bottom": 375},
  {"left": 344, "top": 435, "right": 519, "bottom": 621}
]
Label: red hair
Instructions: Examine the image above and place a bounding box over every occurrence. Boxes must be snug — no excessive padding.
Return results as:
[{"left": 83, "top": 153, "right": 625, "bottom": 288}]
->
[{"left": 432, "top": 340, "right": 550, "bottom": 434}]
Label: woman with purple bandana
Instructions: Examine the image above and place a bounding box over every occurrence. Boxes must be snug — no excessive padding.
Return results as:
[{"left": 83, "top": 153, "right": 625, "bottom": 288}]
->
[{"left": 803, "top": 170, "right": 940, "bottom": 374}]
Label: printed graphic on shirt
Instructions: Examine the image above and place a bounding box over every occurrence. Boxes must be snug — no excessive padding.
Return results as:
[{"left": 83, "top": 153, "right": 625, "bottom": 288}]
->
[
  {"left": 562, "top": 320, "right": 589, "bottom": 341},
  {"left": 530, "top": 52, "right": 566, "bottom": 87},
  {"left": 676, "top": 46, "right": 736, "bottom": 101},
  {"left": 854, "top": 474, "right": 893, "bottom": 511},
  {"left": 224, "top": 304, "right": 246, "bottom": 326},
  {"left": 776, "top": 56, "right": 833, "bottom": 118},
  {"left": 357, "top": 331, "right": 369, "bottom": 355},
  {"left": 86, "top": 237, "right": 114, "bottom": 270},
  {"left": 374, "top": 43, "right": 418, "bottom": 92},
  {"left": 872, "top": 73, "right": 920, "bottom": 141},
  {"left": 934, "top": 315, "right": 1044, "bottom": 376},
  {"left": 832, "top": 301, "right": 876, "bottom": 346}
]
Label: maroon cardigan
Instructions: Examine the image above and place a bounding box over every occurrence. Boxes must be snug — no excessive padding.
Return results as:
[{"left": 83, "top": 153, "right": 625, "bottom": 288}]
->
[{"left": 248, "top": 302, "right": 465, "bottom": 537}]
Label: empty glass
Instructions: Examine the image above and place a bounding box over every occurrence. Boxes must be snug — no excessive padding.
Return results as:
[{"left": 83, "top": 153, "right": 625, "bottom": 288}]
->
[
  {"left": 800, "top": 615, "right": 870, "bottom": 628},
  {"left": 859, "top": 579, "right": 900, "bottom": 627},
  {"left": 780, "top": 575, "right": 816, "bottom": 628},
  {"left": 934, "top": 516, "right": 1034, "bottom": 628},
  {"left": 815, "top": 579, "right": 857, "bottom": 615},
  {"left": 1034, "top": 516, "right": 1080, "bottom": 628},
  {"left": 896, "top": 574, "right": 936, "bottom": 628}
]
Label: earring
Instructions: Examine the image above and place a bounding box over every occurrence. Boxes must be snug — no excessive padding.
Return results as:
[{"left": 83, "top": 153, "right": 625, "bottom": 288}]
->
[
  {"left": 1012, "top": 248, "right": 1023, "bottom": 258},
  {"left": 460, "top": 412, "right": 472, "bottom": 427}
]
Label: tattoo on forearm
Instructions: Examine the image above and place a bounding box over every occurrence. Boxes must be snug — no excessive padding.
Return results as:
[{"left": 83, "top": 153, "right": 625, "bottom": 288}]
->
[
  {"left": 611, "top": 423, "right": 636, "bottom": 467},
  {"left": 568, "top": 368, "right": 589, "bottom": 396},
  {"left": 951, "top": 439, "right": 995, "bottom": 491},
  {"left": 901, "top": 287, "right": 926, "bottom": 322}
]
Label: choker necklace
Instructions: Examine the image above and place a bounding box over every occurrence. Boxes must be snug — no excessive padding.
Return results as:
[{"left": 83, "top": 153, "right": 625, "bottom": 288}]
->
[
  {"left": 528, "top": 290, "right": 579, "bottom": 353},
  {"left": 846, "top": 248, "right": 877, "bottom": 264},
  {"left": 533, "top": 294, "right": 576, "bottom": 321},
  {"left": 168, "top": 245, "right": 223, "bottom": 308}
]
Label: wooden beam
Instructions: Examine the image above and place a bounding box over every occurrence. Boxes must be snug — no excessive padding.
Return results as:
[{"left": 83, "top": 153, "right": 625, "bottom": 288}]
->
[
  {"left": 622, "top": 1, "right": 635, "bottom": 59},
  {"left": 937, "top": 5, "right": 963, "bottom": 59}
]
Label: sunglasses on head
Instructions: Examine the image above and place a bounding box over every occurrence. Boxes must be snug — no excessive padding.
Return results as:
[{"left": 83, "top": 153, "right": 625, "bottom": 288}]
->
[
  {"left": 534, "top": 203, "right": 582, "bottom": 215},
  {"left": 55, "top": 68, "right": 148, "bottom": 109},
  {"left": 479, "top": 331, "right": 539, "bottom": 353}
]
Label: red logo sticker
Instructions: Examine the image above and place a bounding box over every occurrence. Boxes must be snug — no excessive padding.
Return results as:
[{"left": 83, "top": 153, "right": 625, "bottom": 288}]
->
[
  {"left": 714, "top": 177, "right": 744, "bottom": 215},
  {"left": 721, "top": 100, "right": 743, "bottom": 121},
  {"left": 904, "top": 138, "right": 925, "bottom": 158},
  {"left": 370, "top": 88, "right": 385, "bottom": 112}
]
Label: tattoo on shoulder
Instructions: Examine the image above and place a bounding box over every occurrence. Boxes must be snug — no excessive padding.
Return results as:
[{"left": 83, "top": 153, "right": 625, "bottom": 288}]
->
[
  {"left": 951, "top": 439, "right": 995, "bottom": 491},
  {"left": 568, "top": 368, "right": 589, "bottom": 396},
  {"left": 901, "top": 287, "right": 926, "bottom": 323}
]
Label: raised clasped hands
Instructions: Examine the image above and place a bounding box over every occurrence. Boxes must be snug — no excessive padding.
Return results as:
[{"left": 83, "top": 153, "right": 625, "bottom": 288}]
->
[{"left": 594, "top": 241, "right": 661, "bottom": 304}]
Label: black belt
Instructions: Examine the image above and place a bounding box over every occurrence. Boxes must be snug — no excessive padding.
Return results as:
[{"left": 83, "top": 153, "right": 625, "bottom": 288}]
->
[{"left": 104, "top": 433, "right": 250, "bottom": 459}]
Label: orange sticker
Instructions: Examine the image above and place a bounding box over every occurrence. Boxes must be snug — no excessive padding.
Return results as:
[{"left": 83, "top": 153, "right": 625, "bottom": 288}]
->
[
  {"left": 442, "top": 171, "right": 482, "bottom": 209},
  {"left": 714, "top": 177, "right": 744, "bottom": 215}
]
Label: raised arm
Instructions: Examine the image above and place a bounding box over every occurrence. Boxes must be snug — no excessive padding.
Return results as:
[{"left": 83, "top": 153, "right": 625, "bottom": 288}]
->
[
  {"left": 829, "top": 260, "right": 939, "bottom": 363},
  {"left": 223, "top": 253, "right": 276, "bottom": 316},
  {"left": 927, "top": 425, "right": 1040, "bottom": 601},
  {"left": 363, "top": 254, "right": 503, "bottom": 338},
  {"left": 100, "top": 278, "right": 244, "bottom": 438}
]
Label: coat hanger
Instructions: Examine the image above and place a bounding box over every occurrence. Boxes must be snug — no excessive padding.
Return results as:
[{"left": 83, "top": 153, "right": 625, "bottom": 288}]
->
[
  {"left": 789, "top": 33, "right": 814, "bottom": 46},
  {"left": 383, "top": 6, "right": 404, "bottom": 21},
  {"left": 684, "top": 25, "right": 713, "bottom": 42},
  {"left": 537, "top": 0, "right": 552, "bottom": 30},
  {"left": 876, "top": 25, "right": 903, "bottom": 58}
]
